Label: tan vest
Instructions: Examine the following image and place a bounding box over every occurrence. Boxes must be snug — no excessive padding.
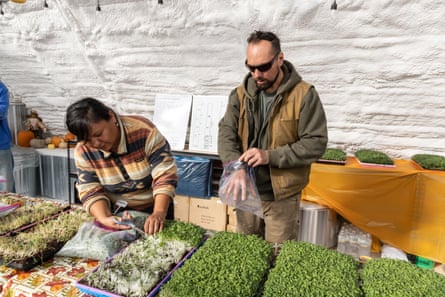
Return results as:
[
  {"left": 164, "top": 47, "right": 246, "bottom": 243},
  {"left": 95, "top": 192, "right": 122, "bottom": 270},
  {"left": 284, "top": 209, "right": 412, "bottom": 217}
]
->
[{"left": 236, "top": 81, "right": 312, "bottom": 199}]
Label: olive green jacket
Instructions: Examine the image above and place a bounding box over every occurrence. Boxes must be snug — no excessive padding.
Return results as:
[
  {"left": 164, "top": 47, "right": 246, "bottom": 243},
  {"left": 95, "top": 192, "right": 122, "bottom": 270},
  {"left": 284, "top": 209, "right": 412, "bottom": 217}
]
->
[{"left": 218, "top": 61, "right": 328, "bottom": 200}]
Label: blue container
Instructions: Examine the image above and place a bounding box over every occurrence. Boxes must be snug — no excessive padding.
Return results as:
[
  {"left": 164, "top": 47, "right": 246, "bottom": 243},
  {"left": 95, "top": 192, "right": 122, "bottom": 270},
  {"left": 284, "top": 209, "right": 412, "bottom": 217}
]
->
[{"left": 174, "top": 156, "right": 212, "bottom": 198}]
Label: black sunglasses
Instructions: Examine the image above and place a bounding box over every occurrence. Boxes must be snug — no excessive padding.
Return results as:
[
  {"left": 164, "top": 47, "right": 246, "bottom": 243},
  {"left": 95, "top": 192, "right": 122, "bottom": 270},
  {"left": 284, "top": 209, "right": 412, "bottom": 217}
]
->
[{"left": 245, "top": 52, "right": 279, "bottom": 73}]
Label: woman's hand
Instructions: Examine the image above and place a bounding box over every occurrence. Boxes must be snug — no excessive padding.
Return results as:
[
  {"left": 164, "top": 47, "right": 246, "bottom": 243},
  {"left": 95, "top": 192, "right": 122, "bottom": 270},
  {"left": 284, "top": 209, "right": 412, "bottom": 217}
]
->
[
  {"left": 144, "top": 211, "right": 166, "bottom": 235},
  {"left": 144, "top": 194, "right": 170, "bottom": 235},
  {"left": 90, "top": 200, "right": 132, "bottom": 230},
  {"left": 97, "top": 211, "right": 133, "bottom": 230}
]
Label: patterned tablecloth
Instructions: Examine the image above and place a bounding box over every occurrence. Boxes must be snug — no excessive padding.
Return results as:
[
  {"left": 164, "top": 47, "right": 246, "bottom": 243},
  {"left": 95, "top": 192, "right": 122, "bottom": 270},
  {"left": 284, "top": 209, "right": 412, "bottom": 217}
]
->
[{"left": 0, "top": 257, "right": 98, "bottom": 297}]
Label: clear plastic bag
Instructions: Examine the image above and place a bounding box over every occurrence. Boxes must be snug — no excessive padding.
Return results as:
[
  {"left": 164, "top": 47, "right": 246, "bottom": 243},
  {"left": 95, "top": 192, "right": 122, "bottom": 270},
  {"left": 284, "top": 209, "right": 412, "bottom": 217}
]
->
[
  {"left": 57, "top": 211, "right": 148, "bottom": 260},
  {"left": 218, "top": 160, "right": 263, "bottom": 218},
  {"left": 56, "top": 221, "right": 137, "bottom": 260}
]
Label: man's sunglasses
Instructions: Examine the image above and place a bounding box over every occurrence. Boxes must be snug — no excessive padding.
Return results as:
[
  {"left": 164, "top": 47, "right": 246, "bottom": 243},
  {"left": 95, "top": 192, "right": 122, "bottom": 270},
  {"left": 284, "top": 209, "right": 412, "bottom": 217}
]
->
[{"left": 245, "top": 52, "right": 279, "bottom": 73}]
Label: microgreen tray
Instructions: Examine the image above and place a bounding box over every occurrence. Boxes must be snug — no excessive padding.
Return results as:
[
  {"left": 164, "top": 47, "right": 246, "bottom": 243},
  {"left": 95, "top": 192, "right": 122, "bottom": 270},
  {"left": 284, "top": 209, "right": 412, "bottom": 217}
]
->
[{"left": 76, "top": 241, "right": 202, "bottom": 297}]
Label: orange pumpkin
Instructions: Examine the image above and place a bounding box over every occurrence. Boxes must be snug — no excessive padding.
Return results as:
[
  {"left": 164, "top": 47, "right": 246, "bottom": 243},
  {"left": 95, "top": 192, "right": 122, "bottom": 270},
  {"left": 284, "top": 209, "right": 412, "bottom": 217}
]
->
[
  {"left": 64, "top": 132, "right": 76, "bottom": 142},
  {"left": 17, "top": 130, "right": 35, "bottom": 147},
  {"left": 51, "top": 136, "right": 63, "bottom": 148}
]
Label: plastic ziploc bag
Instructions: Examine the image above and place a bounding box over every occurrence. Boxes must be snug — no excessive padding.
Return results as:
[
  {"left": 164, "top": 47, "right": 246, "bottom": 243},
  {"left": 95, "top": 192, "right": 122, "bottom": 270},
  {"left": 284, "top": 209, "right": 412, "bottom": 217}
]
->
[
  {"left": 56, "top": 211, "right": 148, "bottom": 260},
  {"left": 218, "top": 160, "right": 263, "bottom": 218}
]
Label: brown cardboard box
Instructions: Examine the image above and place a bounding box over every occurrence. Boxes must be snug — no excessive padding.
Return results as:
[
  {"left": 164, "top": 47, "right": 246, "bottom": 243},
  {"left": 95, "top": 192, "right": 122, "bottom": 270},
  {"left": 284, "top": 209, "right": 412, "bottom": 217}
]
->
[
  {"left": 226, "top": 224, "right": 237, "bottom": 233},
  {"left": 173, "top": 195, "right": 190, "bottom": 222},
  {"left": 227, "top": 205, "right": 237, "bottom": 226},
  {"left": 189, "top": 197, "right": 227, "bottom": 231}
]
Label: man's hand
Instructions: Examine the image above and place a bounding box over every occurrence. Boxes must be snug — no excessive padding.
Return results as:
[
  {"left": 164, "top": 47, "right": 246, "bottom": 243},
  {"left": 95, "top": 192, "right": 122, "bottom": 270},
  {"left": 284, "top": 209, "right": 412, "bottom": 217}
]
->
[
  {"left": 221, "top": 169, "right": 249, "bottom": 201},
  {"left": 240, "top": 148, "right": 269, "bottom": 167}
]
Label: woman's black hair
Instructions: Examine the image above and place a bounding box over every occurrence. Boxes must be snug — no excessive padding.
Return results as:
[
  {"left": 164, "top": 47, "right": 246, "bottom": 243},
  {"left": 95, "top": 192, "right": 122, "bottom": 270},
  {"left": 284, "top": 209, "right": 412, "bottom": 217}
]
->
[{"left": 65, "top": 97, "right": 112, "bottom": 141}]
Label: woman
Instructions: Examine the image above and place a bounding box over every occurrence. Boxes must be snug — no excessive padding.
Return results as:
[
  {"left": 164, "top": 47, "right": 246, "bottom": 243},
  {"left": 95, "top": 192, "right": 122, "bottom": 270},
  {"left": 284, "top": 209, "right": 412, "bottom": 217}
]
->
[{"left": 66, "top": 97, "right": 177, "bottom": 234}]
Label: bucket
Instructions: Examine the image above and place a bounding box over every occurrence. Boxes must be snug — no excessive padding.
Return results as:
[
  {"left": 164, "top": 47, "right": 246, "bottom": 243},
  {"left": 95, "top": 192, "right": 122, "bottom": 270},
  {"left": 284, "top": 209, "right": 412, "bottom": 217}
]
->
[
  {"left": 7, "top": 97, "right": 27, "bottom": 145},
  {"left": 298, "top": 201, "right": 339, "bottom": 248},
  {"left": 12, "top": 146, "right": 40, "bottom": 196}
]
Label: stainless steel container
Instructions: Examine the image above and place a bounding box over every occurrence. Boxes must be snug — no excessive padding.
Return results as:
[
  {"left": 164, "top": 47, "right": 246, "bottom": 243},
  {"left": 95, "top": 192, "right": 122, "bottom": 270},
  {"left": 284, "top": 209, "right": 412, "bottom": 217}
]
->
[
  {"left": 39, "top": 148, "right": 76, "bottom": 201},
  {"left": 11, "top": 146, "right": 40, "bottom": 196},
  {"left": 298, "top": 201, "right": 339, "bottom": 248},
  {"left": 7, "top": 96, "right": 27, "bottom": 145}
]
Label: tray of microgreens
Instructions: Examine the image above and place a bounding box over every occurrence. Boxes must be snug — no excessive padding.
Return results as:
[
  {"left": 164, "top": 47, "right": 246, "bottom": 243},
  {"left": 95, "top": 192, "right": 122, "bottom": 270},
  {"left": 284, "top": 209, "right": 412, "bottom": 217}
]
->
[
  {"left": 0, "top": 193, "right": 70, "bottom": 236},
  {"left": 262, "top": 241, "right": 361, "bottom": 297},
  {"left": 76, "top": 220, "right": 206, "bottom": 297},
  {"left": 354, "top": 149, "right": 395, "bottom": 167},
  {"left": 159, "top": 231, "right": 273, "bottom": 297},
  {"left": 411, "top": 153, "right": 445, "bottom": 171},
  {"left": 0, "top": 207, "right": 93, "bottom": 270},
  {"left": 317, "top": 148, "right": 348, "bottom": 165}
]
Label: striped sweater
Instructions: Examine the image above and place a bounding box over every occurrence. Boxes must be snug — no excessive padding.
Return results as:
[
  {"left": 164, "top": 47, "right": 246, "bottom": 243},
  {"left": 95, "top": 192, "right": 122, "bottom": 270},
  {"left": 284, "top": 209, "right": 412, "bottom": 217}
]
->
[{"left": 74, "top": 115, "right": 177, "bottom": 214}]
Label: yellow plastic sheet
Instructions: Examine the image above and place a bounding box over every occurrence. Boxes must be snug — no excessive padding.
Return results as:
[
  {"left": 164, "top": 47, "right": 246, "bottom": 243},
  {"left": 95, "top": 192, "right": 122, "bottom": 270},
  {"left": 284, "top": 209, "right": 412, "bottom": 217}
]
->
[{"left": 302, "top": 157, "right": 445, "bottom": 263}]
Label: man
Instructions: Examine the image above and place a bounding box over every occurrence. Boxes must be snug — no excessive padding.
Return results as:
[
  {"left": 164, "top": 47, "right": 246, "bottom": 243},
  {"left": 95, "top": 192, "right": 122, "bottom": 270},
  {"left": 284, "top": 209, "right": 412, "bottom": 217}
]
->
[
  {"left": 0, "top": 81, "right": 14, "bottom": 192},
  {"left": 218, "top": 31, "right": 328, "bottom": 244}
]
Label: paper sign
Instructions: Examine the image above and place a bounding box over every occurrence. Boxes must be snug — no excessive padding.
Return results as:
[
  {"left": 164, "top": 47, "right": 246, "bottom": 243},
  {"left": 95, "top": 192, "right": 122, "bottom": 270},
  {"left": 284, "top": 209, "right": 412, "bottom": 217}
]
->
[
  {"left": 189, "top": 95, "right": 228, "bottom": 153},
  {"left": 153, "top": 94, "right": 192, "bottom": 150}
]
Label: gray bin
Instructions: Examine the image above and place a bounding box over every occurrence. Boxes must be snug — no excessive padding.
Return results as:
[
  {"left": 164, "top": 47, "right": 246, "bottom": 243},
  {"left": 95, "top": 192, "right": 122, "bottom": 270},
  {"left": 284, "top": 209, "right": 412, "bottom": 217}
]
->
[
  {"left": 12, "top": 146, "right": 40, "bottom": 196},
  {"left": 39, "top": 148, "right": 75, "bottom": 202},
  {"left": 8, "top": 101, "right": 27, "bottom": 145},
  {"left": 298, "top": 201, "right": 339, "bottom": 248}
]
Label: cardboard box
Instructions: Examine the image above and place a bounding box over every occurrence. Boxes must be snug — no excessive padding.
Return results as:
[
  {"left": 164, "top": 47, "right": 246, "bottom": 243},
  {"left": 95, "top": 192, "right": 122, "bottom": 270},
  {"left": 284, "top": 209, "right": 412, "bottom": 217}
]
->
[
  {"left": 189, "top": 197, "right": 227, "bottom": 231},
  {"left": 226, "top": 224, "right": 237, "bottom": 233},
  {"left": 173, "top": 195, "right": 190, "bottom": 222},
  {"left": 227, "top": 205, "right": 237, "bottom": 226}
]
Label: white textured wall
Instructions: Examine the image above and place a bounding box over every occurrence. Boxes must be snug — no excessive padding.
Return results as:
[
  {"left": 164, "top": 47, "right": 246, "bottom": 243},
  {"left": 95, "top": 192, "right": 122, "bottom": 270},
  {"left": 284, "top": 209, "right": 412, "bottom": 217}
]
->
[{"left": 0, "top": 0, "right": 444, "bottom": 159}]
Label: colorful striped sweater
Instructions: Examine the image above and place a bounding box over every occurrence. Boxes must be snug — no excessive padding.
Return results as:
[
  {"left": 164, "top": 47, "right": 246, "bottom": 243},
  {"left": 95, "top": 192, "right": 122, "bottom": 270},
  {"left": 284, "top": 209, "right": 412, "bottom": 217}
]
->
[{"left": 74, "top": 115, "right": 177, "bottom": 214}]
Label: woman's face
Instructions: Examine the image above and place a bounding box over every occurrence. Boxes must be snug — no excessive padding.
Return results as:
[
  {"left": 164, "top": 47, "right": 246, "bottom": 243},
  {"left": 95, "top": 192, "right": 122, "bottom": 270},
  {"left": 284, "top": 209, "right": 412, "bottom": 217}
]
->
[{"left": 85, "top": 111, "right": 120, "bottom": 152}]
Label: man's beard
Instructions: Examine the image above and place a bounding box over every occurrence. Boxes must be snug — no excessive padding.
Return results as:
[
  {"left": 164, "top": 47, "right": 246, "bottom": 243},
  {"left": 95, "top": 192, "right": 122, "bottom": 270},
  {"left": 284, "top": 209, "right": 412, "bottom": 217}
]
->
[{"left": 255, "top": 70, "right": 280, "bottom": 91}]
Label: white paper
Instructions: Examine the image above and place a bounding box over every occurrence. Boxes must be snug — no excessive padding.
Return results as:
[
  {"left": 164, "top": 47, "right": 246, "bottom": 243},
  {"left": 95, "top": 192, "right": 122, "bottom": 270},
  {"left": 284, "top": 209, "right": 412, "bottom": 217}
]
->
[
  {"left": 189, "top": 95, "right": 228, "bottom": 153},
  {"left": 153, "top": 94, "right": 192, "bottom": 150}
]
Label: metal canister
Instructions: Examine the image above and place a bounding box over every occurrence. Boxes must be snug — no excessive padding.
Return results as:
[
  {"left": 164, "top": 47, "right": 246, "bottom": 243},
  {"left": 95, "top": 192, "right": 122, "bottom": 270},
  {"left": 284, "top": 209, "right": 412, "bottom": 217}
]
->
[
  {"left": 298, "top": 201, "right": 339, "bottom": 248},
  {"left": 7, "top": 94, "right": 27, "bottom": 145}
]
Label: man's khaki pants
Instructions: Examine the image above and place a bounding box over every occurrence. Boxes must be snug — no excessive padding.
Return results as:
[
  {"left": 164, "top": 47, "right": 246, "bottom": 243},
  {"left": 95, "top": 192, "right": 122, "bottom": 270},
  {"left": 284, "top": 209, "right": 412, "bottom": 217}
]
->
[{"left": 236, "top": 194, "right": 301, "bottom": 244}]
